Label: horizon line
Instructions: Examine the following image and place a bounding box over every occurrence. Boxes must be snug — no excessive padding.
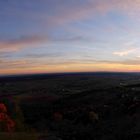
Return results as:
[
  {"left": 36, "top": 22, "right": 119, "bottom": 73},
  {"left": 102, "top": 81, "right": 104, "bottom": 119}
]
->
[{"left": 1, "top": 71, "right": 140, "bottom": 77}]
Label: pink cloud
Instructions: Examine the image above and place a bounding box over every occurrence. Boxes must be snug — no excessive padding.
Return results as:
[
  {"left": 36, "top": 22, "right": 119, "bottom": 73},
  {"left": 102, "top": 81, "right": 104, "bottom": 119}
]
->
[
  {"left": 0, "top": 36, "right": 47, "bottom": 52},
  {"left": 45, "top": 0, "right": 140, "bottom": 27}
]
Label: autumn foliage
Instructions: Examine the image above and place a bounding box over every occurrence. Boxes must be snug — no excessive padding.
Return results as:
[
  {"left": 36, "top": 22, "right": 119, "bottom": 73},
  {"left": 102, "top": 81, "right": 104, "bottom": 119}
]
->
[{"left": 0, "top": 103, "right": 15, "bottom": 132}]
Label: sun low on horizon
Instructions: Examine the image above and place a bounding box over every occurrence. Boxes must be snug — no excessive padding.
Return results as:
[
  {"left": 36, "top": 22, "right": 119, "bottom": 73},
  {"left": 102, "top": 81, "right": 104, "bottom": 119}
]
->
[{"left": 1, "top": 0, "right": 140, "bottom": 75}]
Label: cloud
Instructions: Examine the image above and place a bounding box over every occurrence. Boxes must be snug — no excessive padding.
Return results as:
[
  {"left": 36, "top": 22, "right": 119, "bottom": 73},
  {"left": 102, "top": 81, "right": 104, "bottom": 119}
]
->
[
  {"left": 2, "top": 0, "right": 140, "bottom": 28},
  {"left": 0, "top": 59, "right": 28, "bottom": 69},
  {"left": 79, "top": 58, "right": 140, "bottom": 66},
  {"left": 44, "top": 0, "right": 140, "bottom": 27},
  {"left": 0, "top": 34, "right": 86, "bottom": 53},
  {"left": 1, "top": 56, "right": 140, "bottom": 75},
  {"left": 91, "top": 57, "right": 140, "bottom": 66},
  {"left": 0, "top": 36, "right": 47, "bottom": 52},
  {"left": 113, "top": 48, "right": 136, "bottom": 56},
  {"left": 25, "top": 53, "right": 64, "bottom": 58}
]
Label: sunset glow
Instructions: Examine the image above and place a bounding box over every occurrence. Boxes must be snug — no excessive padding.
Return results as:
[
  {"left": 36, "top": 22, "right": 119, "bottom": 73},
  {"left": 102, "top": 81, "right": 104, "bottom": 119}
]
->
[{"left": 1, "top": 0, "right": 140, "bottom": 75}]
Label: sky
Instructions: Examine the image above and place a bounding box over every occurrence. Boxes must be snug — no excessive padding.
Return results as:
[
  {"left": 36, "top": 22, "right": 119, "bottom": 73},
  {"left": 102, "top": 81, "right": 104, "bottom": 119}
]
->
[{"left": 1, "top": 0, "right": 140, "bottom": 75}]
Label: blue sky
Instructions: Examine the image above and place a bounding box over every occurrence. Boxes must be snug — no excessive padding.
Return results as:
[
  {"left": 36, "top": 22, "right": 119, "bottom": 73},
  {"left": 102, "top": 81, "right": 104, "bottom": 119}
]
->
[{"left": 1, "top": 0, "right": 140, "bottom": 75}]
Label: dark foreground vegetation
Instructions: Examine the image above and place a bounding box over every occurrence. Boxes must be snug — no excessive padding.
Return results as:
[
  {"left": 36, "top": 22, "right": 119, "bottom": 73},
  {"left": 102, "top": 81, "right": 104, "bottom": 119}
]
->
[{"left": 0, "top": 72, "right": 140, "bottom": 140}]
